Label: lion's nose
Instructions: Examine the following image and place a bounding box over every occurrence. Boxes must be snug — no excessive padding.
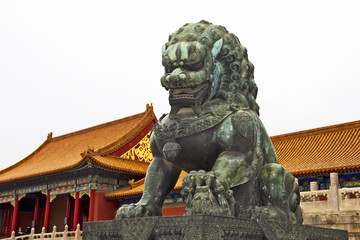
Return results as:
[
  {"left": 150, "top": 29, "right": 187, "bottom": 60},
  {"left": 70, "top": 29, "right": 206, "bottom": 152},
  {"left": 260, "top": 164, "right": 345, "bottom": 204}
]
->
[
  {"left": 171, "top": 72, "right": 187, "bottom": 82},
  {"left": 170, "top": 69, "right": 187, "bottom": 86},
  {"left": 170, "top": 73, "right": 180, "bottom": 83},
  {"left": 179, "top": 72, "right": 187, "bottom": 81}
]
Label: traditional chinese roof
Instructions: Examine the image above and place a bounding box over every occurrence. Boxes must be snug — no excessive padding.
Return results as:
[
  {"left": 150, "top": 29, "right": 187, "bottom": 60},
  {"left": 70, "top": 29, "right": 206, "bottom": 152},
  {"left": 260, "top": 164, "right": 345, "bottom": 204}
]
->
[
  {"left": 106, "top": 120, "right": 360, "bottom": 198},
  {"left": 272, "top": 120, "right": 360, "bottom": 176},
  {"left": 85, "top": 155, "right": 149, "bottom": 175},
  {"left": 0, "top": 104, "right": 156, "bottom": 184},
  {"left": 105, "top": 171, "right": 187, "bottom": 198}
]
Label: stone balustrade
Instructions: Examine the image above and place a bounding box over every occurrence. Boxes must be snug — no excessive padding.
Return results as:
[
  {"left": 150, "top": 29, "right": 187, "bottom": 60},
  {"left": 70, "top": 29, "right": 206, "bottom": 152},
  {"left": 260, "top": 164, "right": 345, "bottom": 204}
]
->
[
  {"left": 299, "top": 172, "right": 360, "bottom": 240},
  {"left": 5, "top": 224, "right": 82, "bottom": 240},
  {"left": 300, "top": 189, "right": 329, "bottom": 202},
  {"left": 340, "top": 187, "right": 360, "bottom": 200}
]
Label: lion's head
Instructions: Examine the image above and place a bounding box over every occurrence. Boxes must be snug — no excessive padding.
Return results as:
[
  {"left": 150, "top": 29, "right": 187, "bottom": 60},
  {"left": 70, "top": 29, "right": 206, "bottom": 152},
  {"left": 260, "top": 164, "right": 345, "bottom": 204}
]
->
[{"left": 161, "top": 20, "right": 259, "bottom": 115}]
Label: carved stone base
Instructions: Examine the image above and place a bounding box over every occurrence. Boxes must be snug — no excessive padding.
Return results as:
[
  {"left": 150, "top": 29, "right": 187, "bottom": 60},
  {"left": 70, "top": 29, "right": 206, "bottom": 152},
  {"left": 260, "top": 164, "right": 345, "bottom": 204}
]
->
[{"left": 83, "top": 215, "right": 348, "bottom": 240}]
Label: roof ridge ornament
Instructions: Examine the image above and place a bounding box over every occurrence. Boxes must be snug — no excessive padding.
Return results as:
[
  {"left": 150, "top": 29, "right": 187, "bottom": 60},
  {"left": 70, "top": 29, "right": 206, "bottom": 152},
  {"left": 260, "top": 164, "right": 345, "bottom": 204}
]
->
[
  {"left": 47, "top": 132, "right": 53, "bottom": 141},
  {"left": 80, "top": 148, "right": 95, "bottom": 158},
  {"left": 146, "top": 103, "right": 153, "bottom": 111}
]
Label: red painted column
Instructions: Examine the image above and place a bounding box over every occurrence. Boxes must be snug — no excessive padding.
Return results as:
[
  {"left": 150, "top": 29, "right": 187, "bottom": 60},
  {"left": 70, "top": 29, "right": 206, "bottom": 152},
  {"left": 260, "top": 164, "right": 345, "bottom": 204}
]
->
[
  {"left": 72, "top": 192, "right": 80, "bottom": 230},
  {"left": 43, "top": 190, "right": 51, "bottom": 232},
  {"left": 65, "top": 194, "right": 71, "bottom": 227},
  {"left": 88, "top": 189, "right": 96, "bottom": 222},
  {"left": 65, "top": 194, "right": 71, "bottom": 218},
  {"left": 32, "top": 192, "right": 41, "bottom": 229},
  {"left": 10, "top": 195, "right": 19, "bottom": 235}
]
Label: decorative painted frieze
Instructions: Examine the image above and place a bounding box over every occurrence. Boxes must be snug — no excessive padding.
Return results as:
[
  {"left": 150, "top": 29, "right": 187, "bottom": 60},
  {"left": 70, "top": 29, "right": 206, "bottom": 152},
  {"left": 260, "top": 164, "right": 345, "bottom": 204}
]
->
[
  {"left": 48, "top": 180, "right": 75, "bottom": 189},
  {"left": 298, "top": 172, "right": 360, "bottom": 192},
  {"left": 0, "top": 175, "right": 120, "bottom": 204},
  {"left": 0, "top": 190, "right": 15, "bottom": 204},
  {"left": 16, "top": 184, "right": 47, "bottom": 194}
]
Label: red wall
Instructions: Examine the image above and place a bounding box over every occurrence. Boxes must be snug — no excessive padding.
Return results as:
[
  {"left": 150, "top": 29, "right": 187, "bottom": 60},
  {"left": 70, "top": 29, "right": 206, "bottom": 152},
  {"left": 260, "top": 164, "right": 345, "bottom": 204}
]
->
[
  {"left": 94, "top": 192, "right": 119, "bottom": 221},
  {"left": 49, "top": 194, "right": 67, "bottom": 231},
  {"left": 18, "top": 212, "right": 32, "bottom": 232},
  {"left": 37, "top": 207, "right": 45, "bottom": 232},
  {"left": 162, "top": 206, "right": 185, "bottom": 216},
  {"left": 92, "top": 195, "right": 185, "bottom": 220},
  {"left": 0, "top": 205, "right": 13, "bottom": 237},
  {"left": 92, "top": 193, "right": 186, "bottom": 220}
]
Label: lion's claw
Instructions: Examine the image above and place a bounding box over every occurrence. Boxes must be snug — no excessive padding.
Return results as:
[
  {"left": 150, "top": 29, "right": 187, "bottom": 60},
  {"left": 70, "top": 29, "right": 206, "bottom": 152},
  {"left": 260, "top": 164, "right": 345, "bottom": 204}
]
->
[{"left": 116, "top": 203, "right": 161, "bottom": 219}]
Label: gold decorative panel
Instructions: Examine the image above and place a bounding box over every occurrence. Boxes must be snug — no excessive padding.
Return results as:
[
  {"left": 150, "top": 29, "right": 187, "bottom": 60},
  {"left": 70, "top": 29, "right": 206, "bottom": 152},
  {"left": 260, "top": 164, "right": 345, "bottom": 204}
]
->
[
  {"left": 120, "top": 132, "right": 153, "bottom": 162},
  {"left": 80, "top": 190, "right": 90, "bottom": 199}
]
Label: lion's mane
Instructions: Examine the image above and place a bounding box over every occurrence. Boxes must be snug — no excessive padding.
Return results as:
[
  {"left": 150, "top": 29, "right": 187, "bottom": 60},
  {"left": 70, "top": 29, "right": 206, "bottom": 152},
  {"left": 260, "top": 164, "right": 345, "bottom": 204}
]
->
[{"left": 165, "top": 20, "right": 259, "bottom": 115}]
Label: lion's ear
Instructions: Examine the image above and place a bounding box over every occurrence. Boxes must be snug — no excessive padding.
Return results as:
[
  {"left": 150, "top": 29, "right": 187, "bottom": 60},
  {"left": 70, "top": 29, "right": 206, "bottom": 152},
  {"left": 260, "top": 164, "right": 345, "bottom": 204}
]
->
[{"left": 211, "top": 38, "right": 223, "bottom": 59}]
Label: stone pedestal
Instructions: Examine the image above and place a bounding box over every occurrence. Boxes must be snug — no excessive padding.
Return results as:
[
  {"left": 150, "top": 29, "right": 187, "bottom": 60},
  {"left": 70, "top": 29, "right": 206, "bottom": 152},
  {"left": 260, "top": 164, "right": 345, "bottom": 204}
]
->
[{"left": 83, "top": 215, "right": 348, "bottom": 240}]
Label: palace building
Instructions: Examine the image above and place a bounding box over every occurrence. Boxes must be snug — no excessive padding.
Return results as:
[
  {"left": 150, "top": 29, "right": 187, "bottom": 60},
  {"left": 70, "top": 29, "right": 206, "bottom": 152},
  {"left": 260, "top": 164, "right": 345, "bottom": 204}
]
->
[
  {"left": 0, "top": 104, "right": 156, "bottom": 237},
  {"left": 0, "top": 104, "right": 359, "bottom": 238}
]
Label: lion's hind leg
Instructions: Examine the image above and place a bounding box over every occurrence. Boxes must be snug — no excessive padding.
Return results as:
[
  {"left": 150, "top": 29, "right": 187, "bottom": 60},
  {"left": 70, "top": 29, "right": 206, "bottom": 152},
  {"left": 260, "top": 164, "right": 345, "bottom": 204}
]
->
[{"left": 256, "top": 163, "right": 303, "bottom": 224}]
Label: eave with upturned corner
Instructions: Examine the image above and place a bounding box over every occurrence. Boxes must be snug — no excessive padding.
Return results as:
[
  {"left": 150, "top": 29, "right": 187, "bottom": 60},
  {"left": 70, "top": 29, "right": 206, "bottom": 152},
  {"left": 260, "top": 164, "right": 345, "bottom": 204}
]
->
[
  {"left": 0, "top": 104, "right": 157, "bottom": 236},
  {"left": 0, "top": 104, "right": 156, "bottom": 185}
]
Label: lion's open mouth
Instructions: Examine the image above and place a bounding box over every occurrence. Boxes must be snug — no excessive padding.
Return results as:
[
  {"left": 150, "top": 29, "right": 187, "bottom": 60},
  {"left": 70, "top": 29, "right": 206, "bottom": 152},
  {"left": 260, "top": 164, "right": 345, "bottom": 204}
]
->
[{"left": 169, "top": 83, "right": 209, "bottom": 106}]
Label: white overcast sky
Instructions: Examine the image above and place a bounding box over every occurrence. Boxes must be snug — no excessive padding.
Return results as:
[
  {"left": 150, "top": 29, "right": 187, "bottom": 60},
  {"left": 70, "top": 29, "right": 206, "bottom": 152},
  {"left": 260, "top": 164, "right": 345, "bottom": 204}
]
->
[{"left": 0, "top": 0, "right": 359, "bottom": 171}]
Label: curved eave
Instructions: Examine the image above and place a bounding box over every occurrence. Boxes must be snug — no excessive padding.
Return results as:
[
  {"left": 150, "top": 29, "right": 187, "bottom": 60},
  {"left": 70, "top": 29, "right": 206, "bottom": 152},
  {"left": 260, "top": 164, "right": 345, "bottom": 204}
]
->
[
  {"left": 86, "top": 155, "right": 149, "bottom": 176},
  {"left": 105, "top": 171, "right": 187, "bottom": 199},
  {"left": 0, "top": 158, "right": 85, "bottom": 184},
  {"left": 291, "top": 163, "right": 360, "bottom": 177},
  {"left": 106, "top": 189, "right": 143, "bottom": 199},
  {"left": 97, "top": 104, "right": 157, "bottom": 156},
  {"left": 0, "top": 104, "right": 156, "bottom": 185}
]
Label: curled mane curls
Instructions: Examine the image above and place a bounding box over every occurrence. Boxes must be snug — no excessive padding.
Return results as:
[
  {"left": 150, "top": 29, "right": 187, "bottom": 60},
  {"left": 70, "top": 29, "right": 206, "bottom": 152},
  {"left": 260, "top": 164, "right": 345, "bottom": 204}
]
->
[{"left": 166, "top": 20, "right": 259, "bottom": 115}]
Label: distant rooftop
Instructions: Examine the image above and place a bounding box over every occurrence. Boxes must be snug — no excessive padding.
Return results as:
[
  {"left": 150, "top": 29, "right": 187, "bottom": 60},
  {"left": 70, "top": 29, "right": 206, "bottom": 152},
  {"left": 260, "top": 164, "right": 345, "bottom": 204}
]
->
[{"left": 272, "top": 120, "right": 360, "bottom": 176}]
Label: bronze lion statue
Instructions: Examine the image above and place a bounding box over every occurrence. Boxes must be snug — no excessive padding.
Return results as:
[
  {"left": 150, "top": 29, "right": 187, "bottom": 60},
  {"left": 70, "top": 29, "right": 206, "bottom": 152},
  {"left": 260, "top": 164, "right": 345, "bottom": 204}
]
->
[{"left": 116, "top": 20, "right": 303, "bottom": 224}]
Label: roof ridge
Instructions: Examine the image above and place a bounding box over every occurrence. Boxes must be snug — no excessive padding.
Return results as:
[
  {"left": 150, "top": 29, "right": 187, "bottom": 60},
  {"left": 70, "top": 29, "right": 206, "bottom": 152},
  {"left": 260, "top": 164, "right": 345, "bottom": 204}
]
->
[
  {"left": 0, "top": 105, "right": 154, "bottom": 181},
  {"left": 91, "top": 154, "right": 150, "bottom": 165},
  {"left": 128, "top": 178, "right": 145, "bottom": 188},
  {"left": 271, "top": 120, "right": 360, "bottom": 142},
  {"left": 96, "top": 105, "right": 157, "bottom": 155},
  {"left": 51, "top": 111, "right": 147, "bottom": 141}
]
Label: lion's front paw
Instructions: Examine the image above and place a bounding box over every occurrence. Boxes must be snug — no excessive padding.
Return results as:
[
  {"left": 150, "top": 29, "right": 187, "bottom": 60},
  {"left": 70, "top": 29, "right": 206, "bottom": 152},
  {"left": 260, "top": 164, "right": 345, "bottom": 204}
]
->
[
  {"left": 115, "top": 203, "right": 161, "bottom": 219},
  {"left": 181, "top": 170, "right": 235, "bottom": 216}
]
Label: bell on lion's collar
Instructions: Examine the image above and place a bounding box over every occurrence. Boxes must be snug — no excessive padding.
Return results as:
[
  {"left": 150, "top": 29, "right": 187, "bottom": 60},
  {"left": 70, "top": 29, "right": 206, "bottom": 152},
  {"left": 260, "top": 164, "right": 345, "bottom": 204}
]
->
[{"left": 162, "top": 141, "right": 181, "bottom": 162}]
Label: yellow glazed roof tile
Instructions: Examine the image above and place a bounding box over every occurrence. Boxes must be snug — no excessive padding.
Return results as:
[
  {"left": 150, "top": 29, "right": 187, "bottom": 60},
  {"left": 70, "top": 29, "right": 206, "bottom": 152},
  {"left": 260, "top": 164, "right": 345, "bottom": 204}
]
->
[
  {"left": 106, "top": 171, "right": 187, "bottom": 198},
  {"left": 0, "top": 105, "right": 156, "bottom": 183},
  {"left": 88, "top": 155, "right": 149, "bottom": 175},
  {"left": 272, "top": 120, "right": 360, "bottom": 176}
]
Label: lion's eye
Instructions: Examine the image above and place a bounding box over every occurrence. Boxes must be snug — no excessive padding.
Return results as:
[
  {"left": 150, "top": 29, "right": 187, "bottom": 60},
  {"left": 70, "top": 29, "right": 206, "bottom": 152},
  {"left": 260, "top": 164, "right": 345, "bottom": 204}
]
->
[{"left": 184, "top": 61, "right": 203, "bottom": 71}]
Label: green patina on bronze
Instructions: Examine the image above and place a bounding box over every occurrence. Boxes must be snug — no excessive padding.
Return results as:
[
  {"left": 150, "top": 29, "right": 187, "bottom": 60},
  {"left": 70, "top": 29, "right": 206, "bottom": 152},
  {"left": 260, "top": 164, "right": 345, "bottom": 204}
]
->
[{"left": 116, "top": 20, "right": 303, "bottom": 224}]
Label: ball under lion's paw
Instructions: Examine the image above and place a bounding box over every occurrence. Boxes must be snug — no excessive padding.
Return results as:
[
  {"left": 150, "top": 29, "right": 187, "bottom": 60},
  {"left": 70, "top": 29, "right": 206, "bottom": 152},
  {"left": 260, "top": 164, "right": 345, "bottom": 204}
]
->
[
  {"left": 115, "top": 202, "right": 161, "bottom": 219},
  {"left": 181, "top": 170, "right": 235, "bottom": 216}
]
